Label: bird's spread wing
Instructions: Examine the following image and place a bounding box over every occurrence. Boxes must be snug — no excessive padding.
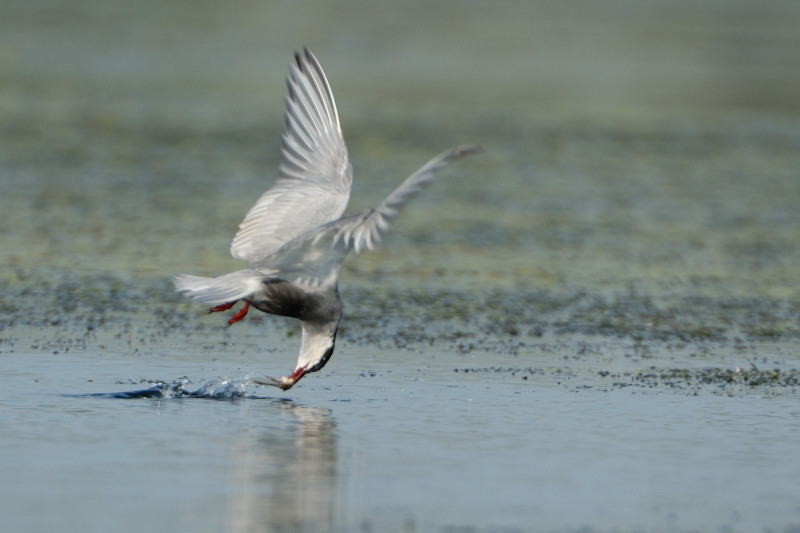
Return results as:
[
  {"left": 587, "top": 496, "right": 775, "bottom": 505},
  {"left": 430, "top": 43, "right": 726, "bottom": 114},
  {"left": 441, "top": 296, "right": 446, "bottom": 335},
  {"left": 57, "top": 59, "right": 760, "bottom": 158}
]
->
[
  {"left": 261, "top": 144, "right": 482, "bottom": 286},
  {"left": 230, "top": 48, "right": 352, "bottom": 265},
  {"left": 329, "top": 144, "right": 483, "bottom": 253}
]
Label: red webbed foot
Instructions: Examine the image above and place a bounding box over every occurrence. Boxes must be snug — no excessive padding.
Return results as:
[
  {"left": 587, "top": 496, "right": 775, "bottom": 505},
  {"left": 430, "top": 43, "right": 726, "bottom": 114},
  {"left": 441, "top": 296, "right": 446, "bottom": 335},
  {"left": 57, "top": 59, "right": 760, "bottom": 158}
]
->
[
  {"left": 208, "top": 301, "right": 237, "bottom": 313},
  {"left": 207, "top": 300, "right": 251, "bottom": 326},
  {"left": 226, "top": 300, "right": 250, "bottom": 326}
]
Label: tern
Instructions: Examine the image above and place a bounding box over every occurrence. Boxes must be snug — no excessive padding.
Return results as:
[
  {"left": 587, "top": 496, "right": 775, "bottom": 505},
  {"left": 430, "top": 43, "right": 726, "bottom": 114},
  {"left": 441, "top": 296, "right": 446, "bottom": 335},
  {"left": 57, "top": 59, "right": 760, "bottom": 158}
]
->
[{"left": 174, "top": 48, "right": 480, "bottom": 390}]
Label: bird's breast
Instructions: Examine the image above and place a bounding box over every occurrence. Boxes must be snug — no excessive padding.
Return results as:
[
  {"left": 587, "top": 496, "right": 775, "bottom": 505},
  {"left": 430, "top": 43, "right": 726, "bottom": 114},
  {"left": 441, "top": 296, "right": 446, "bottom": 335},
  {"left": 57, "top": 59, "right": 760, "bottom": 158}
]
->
[{"left": 251, "top": 278, "right": 341, "bottom": 323}]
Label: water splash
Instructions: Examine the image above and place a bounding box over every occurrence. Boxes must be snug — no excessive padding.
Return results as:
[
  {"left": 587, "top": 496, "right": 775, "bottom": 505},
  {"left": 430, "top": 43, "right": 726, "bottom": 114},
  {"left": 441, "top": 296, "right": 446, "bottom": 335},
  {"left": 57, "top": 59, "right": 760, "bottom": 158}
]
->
[
  {"left": 71, "top": 377, "right": 260, "bottom": 400},
  {"left": 186, "top": 377, "right": 250, "bottom": 399}
]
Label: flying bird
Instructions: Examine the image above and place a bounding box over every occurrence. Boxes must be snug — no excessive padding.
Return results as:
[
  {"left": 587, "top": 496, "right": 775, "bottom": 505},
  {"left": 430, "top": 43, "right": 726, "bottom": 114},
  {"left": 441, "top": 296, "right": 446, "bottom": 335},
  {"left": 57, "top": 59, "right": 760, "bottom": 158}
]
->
[{"left": 175, "top": 48, "right": 480, "bottom": 390}]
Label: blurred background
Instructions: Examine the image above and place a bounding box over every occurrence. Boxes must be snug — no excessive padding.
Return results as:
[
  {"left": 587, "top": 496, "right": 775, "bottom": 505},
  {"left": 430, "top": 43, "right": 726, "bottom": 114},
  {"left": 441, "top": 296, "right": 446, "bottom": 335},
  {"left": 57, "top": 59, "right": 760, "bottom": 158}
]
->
[
  {"left": 1, "top": 0, "right": 799, "bottom": 339},
  {"left": 2, "top": 3, "right": 800, "bottom": 532},
  {"left": 3, "top": 0, "right": 799, "bottom": 122}
]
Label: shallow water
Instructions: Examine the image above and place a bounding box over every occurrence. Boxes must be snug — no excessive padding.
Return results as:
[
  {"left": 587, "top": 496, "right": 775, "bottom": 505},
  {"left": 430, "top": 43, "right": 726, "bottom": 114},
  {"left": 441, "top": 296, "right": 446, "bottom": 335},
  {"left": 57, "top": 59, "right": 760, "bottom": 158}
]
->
[
  {"left": 3, "top": 351, "right": 800, "bottom": 533},
  {"left": 2, "top": 1, "right": 800, "bottom": 532}
]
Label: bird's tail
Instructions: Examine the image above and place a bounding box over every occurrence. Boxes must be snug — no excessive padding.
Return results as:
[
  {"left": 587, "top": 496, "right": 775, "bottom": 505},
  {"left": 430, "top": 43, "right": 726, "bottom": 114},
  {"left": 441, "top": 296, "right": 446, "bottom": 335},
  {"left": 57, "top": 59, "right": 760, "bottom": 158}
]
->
[{"left": 174, "top": 270, "right": 262, "bottom": 305}]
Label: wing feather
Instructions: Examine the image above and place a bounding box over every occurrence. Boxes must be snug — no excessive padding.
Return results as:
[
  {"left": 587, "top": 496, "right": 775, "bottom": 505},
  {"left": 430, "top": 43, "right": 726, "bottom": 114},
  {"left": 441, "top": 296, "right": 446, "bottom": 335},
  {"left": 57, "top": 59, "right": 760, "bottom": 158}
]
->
[
  {"left": 261, "top": 144, "right": 482, "bottom": 287},
  {"left": 174, "top": 271, "right": 267, "bottom": 305},
  {"left": 230, "top": 48, "right": 352, "bottom": 264},
  {"left": 338, "top": 144, "right": 482, "bottom": 253}
]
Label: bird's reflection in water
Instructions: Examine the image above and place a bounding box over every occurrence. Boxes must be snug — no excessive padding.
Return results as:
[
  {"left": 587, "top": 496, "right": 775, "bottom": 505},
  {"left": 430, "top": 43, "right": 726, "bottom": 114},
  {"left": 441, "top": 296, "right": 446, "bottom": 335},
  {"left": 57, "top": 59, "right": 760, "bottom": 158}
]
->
[{"left": 227, "top": 401, "right": 337, "bottom": 533}]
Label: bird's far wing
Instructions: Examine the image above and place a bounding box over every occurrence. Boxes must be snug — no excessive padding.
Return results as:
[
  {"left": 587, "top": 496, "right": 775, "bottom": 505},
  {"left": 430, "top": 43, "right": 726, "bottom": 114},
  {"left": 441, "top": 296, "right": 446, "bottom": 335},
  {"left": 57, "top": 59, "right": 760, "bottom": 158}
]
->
[
  {"left": 230, "top": 48, "right": 352, "bottom": 265},
  {"left": 330, "top": 144, "right": 482, "bottom": 253},
  {"left": 261, "top": 144, "right": 482, "bottom": 287}
]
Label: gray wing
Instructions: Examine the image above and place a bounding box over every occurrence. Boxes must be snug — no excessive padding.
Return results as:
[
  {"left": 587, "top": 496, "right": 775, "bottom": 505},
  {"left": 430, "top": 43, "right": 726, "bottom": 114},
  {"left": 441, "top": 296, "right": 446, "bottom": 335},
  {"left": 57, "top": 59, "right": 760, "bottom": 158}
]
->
[
  {"left": 262, "top": 144, "right": 482, "bottom": 287},
  {"left": 230, "top": 48, "right": 352, "bottom": 265},
  {"left": 331, "top": 144, "right": 483, "bottom": 253}
]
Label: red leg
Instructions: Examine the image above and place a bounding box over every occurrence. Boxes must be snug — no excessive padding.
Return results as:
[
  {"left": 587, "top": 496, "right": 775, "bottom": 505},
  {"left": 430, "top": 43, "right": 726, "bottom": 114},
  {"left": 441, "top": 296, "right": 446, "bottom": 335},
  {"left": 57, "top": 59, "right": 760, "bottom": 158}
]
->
[
  {"left": 208, "top": 301, "right": 237, "bottom": 314},
  {"left": 226, "top": 300, "right": 251, "bottom": 326}
]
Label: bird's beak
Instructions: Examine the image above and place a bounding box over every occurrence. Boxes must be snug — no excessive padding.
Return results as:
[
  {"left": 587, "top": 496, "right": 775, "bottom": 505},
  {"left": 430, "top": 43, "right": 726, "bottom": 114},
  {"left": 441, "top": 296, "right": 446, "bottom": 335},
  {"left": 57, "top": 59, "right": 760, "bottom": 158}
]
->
[{"left": 252, "top": 367, "right": 306, "bottom": 391}]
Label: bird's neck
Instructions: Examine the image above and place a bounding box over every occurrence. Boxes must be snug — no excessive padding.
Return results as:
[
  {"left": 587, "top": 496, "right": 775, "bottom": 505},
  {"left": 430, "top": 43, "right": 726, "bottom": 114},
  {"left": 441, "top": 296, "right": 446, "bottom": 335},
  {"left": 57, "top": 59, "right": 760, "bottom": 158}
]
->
[{"left": 296, "top": 313, "right": 342, "bottom": 374}]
